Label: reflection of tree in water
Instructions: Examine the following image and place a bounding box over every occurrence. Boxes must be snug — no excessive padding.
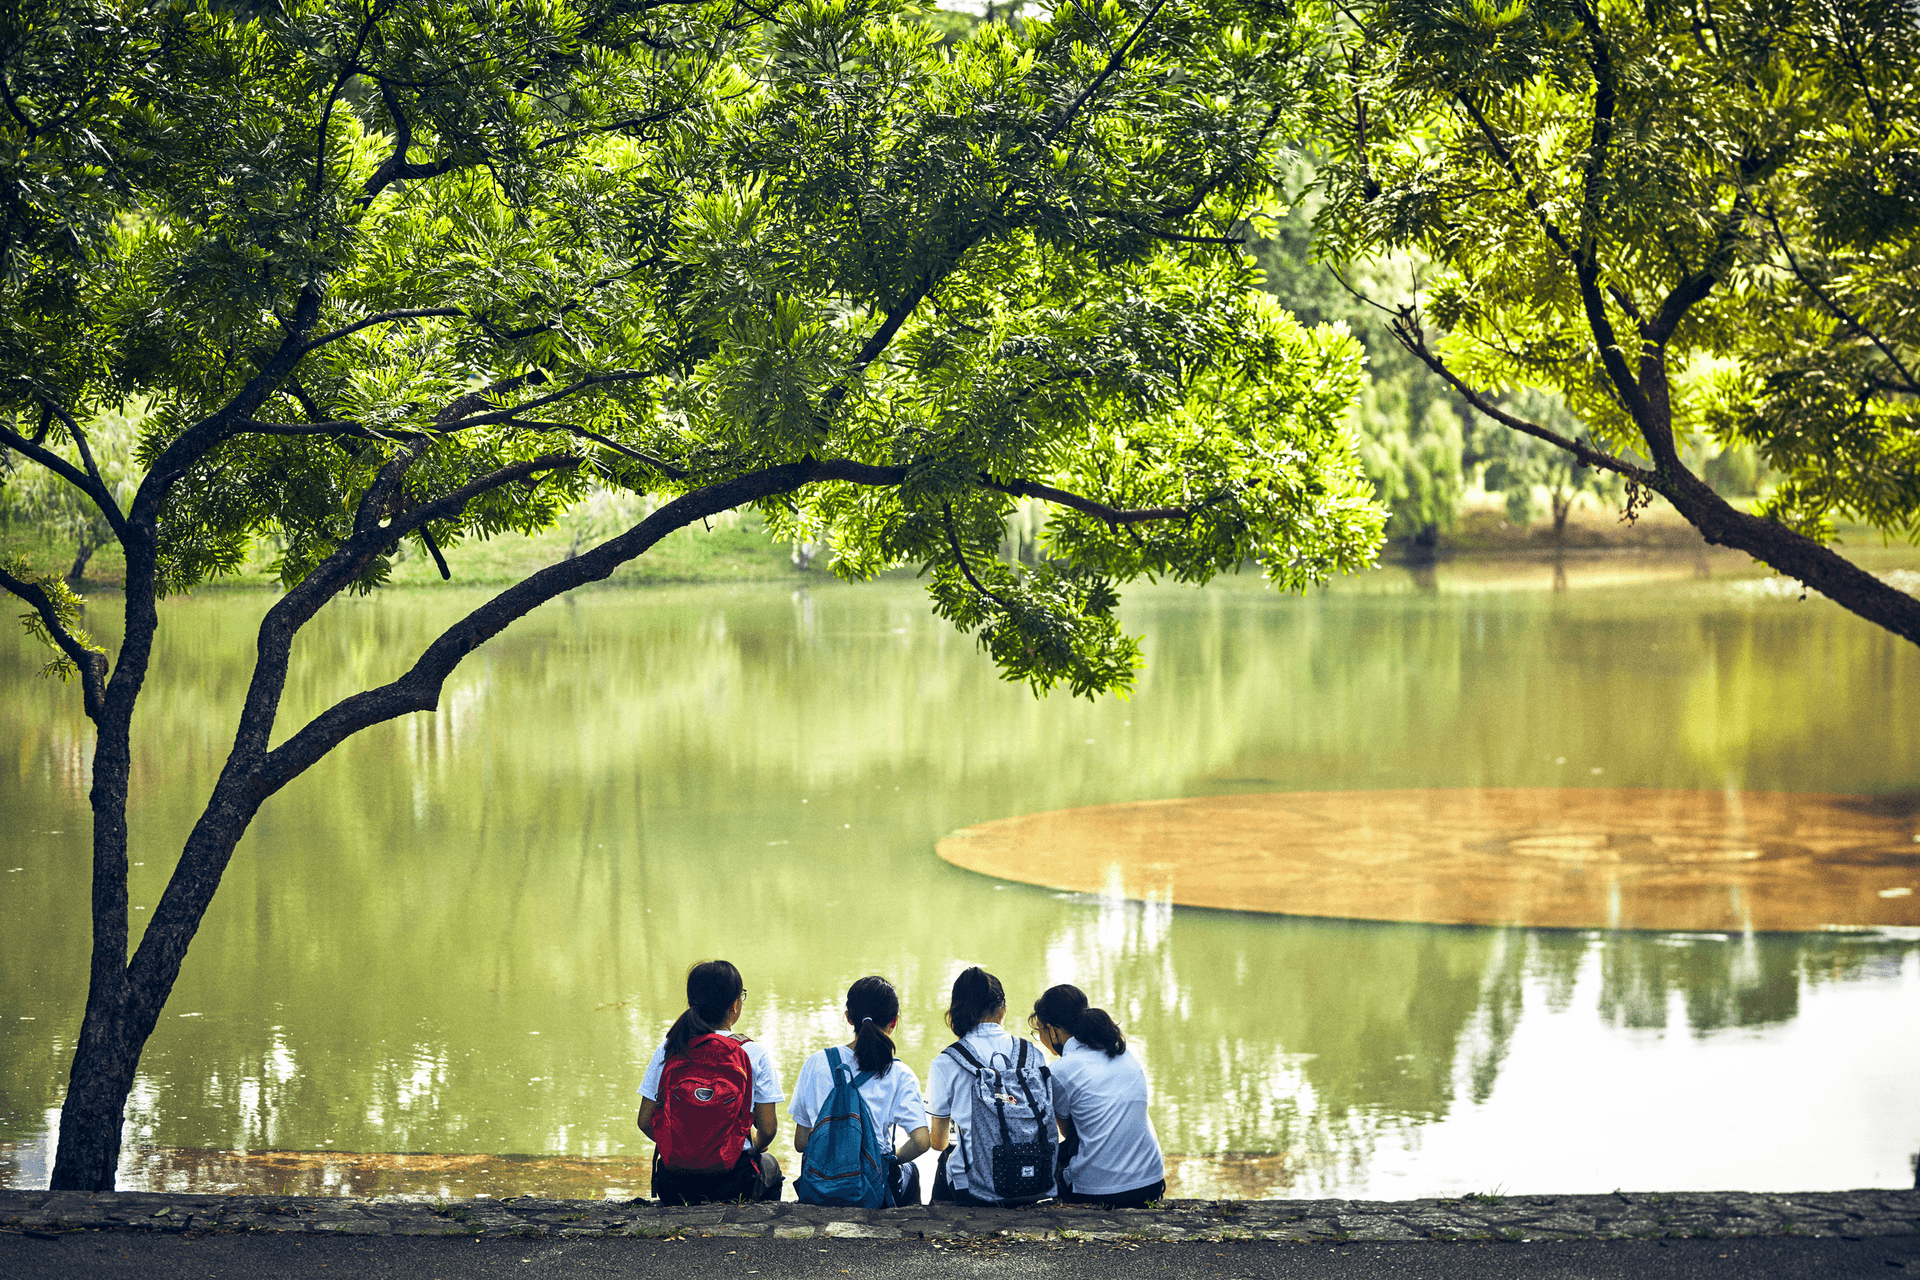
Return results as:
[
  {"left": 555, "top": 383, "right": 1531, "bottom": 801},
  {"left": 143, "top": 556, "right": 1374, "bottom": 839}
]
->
[
  {"left": 1599, "top": 933, "right": 1914, "bottom": 1035},
  {"left": 1043, "top": 902, "right": 1501, "bottom": 1195}
]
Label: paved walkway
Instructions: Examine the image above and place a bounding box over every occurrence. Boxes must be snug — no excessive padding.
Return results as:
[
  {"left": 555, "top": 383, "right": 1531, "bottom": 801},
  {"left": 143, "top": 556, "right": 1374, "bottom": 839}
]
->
[{"left": 5, "top": 1187, "right": 1918, "bottom": 1245}]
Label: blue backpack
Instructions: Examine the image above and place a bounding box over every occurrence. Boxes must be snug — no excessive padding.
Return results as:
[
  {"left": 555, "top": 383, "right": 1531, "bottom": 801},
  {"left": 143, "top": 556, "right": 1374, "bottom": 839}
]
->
[{"left": 794, "top": 1047, "right": 893, "bottom": 1208}]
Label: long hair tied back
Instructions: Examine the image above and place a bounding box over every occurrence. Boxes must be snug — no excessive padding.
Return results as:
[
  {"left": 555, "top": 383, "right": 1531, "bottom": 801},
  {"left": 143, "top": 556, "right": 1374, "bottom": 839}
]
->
[
  {"left": 846, "top": 975, "right": 900, "bottom": 1075},
  {"left": 945, "top": 966, "right": 1006, "bottom": 1040},
  {"left": 664, "top": 959, "right": 744, "bottom": 1058},
  {"left": 1032, "top": 983, "right": 1126, "bottom": 1058}
]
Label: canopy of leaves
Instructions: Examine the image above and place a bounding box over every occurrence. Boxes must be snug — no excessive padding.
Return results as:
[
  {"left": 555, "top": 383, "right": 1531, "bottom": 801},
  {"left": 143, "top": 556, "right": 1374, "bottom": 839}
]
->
[
  {"left": 1309, "top": 0, "right": 1920, "bottom": 545},
  {"left": 0, "top": 0, "right": 1383, "bottom": 700}
]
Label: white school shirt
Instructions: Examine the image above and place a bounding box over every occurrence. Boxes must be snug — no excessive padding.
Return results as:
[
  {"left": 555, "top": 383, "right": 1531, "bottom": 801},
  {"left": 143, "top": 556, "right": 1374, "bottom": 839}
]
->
[
  {"left": 788, "top": 1046, "right": 929, "bottom": 1154},
  {"left": 1047, "top": 1036, "right": 1163, "bottom": 1195},
  {"left": 639, "top": 1033, "right": 786, "bottom": 1154},
  {"left": 925, "top": 1022, "right": 1022, "bottom": 1193}
]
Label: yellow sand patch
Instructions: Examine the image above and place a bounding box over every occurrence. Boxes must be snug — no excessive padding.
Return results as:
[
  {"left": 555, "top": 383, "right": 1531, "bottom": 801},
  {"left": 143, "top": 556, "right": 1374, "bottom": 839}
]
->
[{"left": 935, "top": 790, "right": 1920, "bottom": 933}]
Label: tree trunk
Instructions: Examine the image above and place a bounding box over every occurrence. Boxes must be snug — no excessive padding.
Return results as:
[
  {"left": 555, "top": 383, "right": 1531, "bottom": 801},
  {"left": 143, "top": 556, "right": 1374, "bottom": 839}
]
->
[
  {"left": 47, "top": 999, "right": 153, "bottom": 1190},
  {"left": 66, "top": 536, "right": 97, "bottom": 589},
  {"left": 1550, "top": 490, "right": 1572, "bottom": 546},
  {"left": 50, "top": 683, "right": 136, "bottom": 1190}
]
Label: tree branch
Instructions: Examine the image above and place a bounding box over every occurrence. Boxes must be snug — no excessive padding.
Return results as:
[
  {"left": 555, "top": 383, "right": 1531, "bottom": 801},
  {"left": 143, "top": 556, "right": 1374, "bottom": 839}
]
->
[
  {"left": 312, "top": 0, "right": 392, "bottom": 199},
  {"left": 437, "top": 371, "right": 654, "bottom": 429},
  {"left": 944, "top": 503, "right": 1014, "bottom": 609},
  {"left": 1040, "top": 0, "right": 1171, "bottom": 148},
  {"left": 1385, "top": 307, "right": 1648, "bottom": 482},
  {"left": 0, "top": 418, "right": 126, "bottom": 536},
  {"left": 251, "top": 458, "right": 846, "bottom": 792},
  {"left": 295, "top": 308, "right": 465, "bottom": 358},
  {"left": 1766, "top": 209, "right": 1920, "bottom": 394},
  {"left": 1451, "top": 89, "right": 1645, "bottom": 327},
  {"left": 538, "top": 108, "right": 683, "bottom": 150},
  {"left": 0, "top": 563, "right": 108, "bottom": 718},
  {"left": 978, "top": 475, "right": 1191, "bottom": 524}
]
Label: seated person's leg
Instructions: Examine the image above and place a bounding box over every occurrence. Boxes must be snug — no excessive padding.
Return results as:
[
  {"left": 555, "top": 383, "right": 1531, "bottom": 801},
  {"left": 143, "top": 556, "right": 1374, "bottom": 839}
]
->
[
  {"left": 893, "top": 1159, "right": 923, "bottom": 1207},
  {"left": 929, "top": 1148, "right": 955, "bottom": 1202},
  {"left": 747, "top": 1152, "right": 784, "bottom": 1202}
]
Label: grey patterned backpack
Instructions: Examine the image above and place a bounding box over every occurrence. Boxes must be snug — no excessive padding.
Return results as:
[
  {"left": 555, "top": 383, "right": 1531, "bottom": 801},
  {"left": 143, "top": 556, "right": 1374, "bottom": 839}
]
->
[{"left": 943, "top": 1038, "right": 1056, "bottom": 1204}]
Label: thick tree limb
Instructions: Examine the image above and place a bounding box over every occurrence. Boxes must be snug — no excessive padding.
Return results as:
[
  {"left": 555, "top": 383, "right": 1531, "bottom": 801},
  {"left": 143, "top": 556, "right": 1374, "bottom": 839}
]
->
[
  {"left": 1656, "top": 465, "right": 1920, "bottom": 645},
  {"left": 0, "top": 563, "right": 108, "bottom": 718}
]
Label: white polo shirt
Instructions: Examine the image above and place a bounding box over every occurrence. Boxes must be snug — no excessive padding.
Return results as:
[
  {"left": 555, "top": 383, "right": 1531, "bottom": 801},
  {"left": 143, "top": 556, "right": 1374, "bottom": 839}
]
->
[
  {"left": 925, "top": 1022, "right": 1023, "bottom": 1193},
  {"left": 639, "top": 1033, "right": 785, "bottom": 1154},
  {"left": 789, "top": 1046, "right": 928, "bottom": 1153},
  {"left": 1048, "top": 1037, "right": 1163, "bottom": 1195}
]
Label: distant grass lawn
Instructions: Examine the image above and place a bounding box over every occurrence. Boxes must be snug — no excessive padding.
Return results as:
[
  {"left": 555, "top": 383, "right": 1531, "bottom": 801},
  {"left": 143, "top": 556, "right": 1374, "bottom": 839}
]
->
[
  {"left": 381, "top": 509, "right": 805, "bottom": 587},
  {"left": 2, "top": 509, "right": 807, "bottom": 594},
  {"left": 0, "top": 521, "right": 128, "bottom": 588}
]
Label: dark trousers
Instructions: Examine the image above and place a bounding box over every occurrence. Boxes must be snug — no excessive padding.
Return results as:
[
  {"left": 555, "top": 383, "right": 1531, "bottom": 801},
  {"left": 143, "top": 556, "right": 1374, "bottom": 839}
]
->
[
  {"left": 928, "top": 1146, "right": 1022, "bottom": 1207},
  {"left": 1060, "top": 1178, "right": 1166, "bottom": 1209},
  {"left": 652, "top": 1151, "right": 783, "bottom": 1206}
]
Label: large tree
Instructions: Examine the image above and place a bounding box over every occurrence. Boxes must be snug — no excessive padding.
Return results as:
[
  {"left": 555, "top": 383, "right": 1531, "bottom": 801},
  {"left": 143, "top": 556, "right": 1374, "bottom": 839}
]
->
[
  {"left": 0, "top": 0, "right": 1381, "bottom": 1189},
  {"left": 1311, "top": 0, "right": 1920, "bottom": 640}
]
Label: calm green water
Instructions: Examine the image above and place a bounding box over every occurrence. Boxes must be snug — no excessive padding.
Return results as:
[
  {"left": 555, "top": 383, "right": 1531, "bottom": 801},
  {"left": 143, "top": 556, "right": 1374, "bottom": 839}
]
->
[{"left": 3, "top": 553, "right": 1918, "bottom": 1198}]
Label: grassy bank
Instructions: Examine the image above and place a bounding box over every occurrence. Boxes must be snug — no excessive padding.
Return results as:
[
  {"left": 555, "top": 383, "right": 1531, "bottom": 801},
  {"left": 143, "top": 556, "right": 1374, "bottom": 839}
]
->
[{"left": 1, "top": 509, "right": 806, "bottom": 593}]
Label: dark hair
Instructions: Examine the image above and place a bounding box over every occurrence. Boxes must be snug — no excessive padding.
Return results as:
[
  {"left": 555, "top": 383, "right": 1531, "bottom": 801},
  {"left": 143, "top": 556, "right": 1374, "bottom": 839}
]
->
[
  {"left": 846, "top": 975, "right": 900, "bottom": 1075},
  {"left": 1031, "top": 984, "right": 1125, "bottom": 1058},
  {"left": 945, "top": 966, "right": 1006, "bottom": 1040},
  {"left": 664, "top": 960, "right": 744, "bottom": 1059}
]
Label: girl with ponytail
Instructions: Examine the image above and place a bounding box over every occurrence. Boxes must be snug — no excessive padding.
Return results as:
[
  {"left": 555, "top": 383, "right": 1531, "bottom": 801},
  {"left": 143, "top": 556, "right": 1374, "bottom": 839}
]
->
[
  {"left": 1030, "top": 984, "right": 1165, "bottom": 1208},
  {"left": 928, "top": 966, "right": 1047, "bottom": 1205},
  {"left": 790, "top": 976, "right": 932, "bottom": 1205},
  {"left": 636, "top": 960, "right": 786, "bottom": 1205}
]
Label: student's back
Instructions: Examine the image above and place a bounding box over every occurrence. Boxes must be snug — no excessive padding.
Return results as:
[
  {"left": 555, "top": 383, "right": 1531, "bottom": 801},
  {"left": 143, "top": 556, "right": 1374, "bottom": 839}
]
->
[
  {"left": 790, "top": 976, "right": 931, "bottom": 1206},
  {"left": 636, "top": 960, "right": 786, "bottom": 1205},
  {"left": 1031, "top": 984, "right": 1163, "bottom": 1208},
  {"left": 927, "top": 966, "right": 1056, "bottom": 1205}
]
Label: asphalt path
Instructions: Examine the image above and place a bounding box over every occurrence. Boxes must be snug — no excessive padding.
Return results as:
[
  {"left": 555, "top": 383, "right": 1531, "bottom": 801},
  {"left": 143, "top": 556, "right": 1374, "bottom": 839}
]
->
[{"left": 5, "top": 1232, "right": 1919, "bottom": 1279}]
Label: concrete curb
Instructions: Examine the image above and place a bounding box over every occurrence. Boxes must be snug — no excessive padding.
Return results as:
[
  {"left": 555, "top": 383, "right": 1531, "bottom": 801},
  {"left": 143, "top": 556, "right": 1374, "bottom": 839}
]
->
[{"left": 4, "top": 1188, "right": 1918, "bottom": 1245}]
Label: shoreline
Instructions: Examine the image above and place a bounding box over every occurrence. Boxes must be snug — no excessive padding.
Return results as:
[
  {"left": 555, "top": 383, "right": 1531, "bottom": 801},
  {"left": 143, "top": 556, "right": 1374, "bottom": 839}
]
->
[{"left": 5, "top": 1187, "right": 1918, "bottom": 1244}]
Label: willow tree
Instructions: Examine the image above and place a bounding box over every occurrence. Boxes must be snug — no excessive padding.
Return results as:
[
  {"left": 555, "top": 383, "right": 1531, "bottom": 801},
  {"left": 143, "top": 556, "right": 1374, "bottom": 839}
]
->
[
  {"left": 1312, "top": 0, "right": 1920, "bottom": 640},
  {"left": 0, "top": 0, "right": 1381, "bottom": 1189}
]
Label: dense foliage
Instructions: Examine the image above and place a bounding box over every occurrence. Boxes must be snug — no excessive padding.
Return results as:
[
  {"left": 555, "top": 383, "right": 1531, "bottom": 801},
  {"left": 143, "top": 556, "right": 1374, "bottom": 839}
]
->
[
  {"left": 1309, "top": 0, "right": 1920, "bottom": 640},
  {"left": 1, "top": 0, "right": 1382, "bottom": 698}
]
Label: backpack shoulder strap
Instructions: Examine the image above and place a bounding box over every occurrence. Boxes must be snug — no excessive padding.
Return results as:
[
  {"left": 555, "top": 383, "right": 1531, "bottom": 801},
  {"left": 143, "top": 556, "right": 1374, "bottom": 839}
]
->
[{"left": 945, "top": 1040, "right": 987, "bottom": 1073}]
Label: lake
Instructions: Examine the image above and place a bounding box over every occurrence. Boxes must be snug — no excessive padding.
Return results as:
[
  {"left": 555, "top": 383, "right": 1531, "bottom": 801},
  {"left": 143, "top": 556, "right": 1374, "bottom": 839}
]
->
[{"left": 3, "top": 550, "right": 1918, "bottom": 1200}]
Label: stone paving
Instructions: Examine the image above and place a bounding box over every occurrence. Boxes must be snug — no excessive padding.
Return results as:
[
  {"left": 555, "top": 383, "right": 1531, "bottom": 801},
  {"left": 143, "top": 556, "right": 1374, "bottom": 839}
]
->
[{"left": 4, "top": 1188, "right": 1918, "bottom": 1245}]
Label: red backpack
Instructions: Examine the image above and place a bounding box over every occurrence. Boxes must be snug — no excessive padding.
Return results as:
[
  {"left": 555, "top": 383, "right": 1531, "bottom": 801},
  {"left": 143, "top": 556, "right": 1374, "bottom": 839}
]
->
[{"left": 655, "top": 1033, "right": 756, "bottom": 1172}]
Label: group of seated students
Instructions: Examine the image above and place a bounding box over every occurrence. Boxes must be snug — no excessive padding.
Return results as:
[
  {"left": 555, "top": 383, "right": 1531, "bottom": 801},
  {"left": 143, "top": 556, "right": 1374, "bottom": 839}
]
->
[{"left": 635, "top": 960, "right": 1165, "bottom": 1209}]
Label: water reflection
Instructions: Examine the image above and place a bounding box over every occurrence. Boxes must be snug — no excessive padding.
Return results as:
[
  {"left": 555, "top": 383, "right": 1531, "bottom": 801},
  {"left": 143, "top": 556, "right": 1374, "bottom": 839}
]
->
[{"left": 3, "top": 568, "right": 1919, "bottom": 1197}]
